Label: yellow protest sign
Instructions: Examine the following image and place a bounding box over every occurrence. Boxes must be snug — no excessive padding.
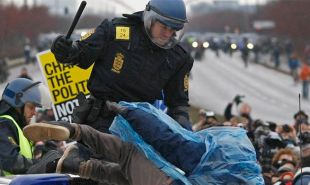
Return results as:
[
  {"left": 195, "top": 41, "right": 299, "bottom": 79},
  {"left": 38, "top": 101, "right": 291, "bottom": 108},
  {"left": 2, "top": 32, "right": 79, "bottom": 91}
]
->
[{"left": 37, "top": 50, "right": 93, "bottom": 121}]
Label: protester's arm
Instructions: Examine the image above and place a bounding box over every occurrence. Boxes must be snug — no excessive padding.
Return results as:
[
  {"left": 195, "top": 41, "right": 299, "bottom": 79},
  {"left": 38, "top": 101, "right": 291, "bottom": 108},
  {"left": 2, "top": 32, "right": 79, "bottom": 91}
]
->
[
  {"left": 167, "top": 106, "right": 192, "bottom": 130},
  {"left": 224, "top": 102, "right": 233, "bottom": 121},
  {"left": 0, "top": 123, "right": 34, "bottom": 174}
]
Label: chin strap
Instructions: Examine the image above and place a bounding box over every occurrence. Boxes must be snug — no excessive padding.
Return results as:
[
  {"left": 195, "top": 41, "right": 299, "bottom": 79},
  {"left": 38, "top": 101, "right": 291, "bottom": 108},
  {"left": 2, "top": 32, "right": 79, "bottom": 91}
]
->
[
  {"left": 17, "top": 105, "right": 27, "bottom": 129},
  {"left": 0, "top": 100, "right": 11, "bottom": 114}
]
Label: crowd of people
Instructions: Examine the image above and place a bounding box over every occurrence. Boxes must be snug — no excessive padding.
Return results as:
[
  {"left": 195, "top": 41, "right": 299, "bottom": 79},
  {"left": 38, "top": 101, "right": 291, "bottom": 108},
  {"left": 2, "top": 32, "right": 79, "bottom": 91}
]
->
[{"left": 193, "top": 95, "right": 310, "bottom": 185}]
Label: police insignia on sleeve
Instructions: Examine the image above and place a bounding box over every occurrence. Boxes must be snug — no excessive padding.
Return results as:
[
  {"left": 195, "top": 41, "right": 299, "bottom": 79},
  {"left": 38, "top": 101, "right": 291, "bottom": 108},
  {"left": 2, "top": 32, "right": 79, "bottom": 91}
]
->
[
  {"left": 115, "top": 26, "right": 130, "bottom": 40},
  {"left": 184, "top": 74, "right": 189, "bottom": 91},
  {"left": 80, "top": 29, "right": 95, "bottom": 41},
  {"left": 112, "top": 52, "right": 124, "bottom": 74}
]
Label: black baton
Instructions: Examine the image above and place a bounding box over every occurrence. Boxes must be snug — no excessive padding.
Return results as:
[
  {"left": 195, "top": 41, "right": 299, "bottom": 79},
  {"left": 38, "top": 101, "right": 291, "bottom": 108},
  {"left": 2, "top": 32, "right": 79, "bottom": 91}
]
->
[{"left": 66, "top": 1, "right": 87, "bottom": 39}]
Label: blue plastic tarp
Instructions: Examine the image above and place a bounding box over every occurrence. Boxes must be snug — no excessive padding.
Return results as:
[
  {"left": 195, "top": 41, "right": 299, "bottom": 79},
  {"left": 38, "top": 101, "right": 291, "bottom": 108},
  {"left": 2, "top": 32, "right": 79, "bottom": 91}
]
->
[{"left": 110, "top": 102, "right": 264, "bottom": 185}]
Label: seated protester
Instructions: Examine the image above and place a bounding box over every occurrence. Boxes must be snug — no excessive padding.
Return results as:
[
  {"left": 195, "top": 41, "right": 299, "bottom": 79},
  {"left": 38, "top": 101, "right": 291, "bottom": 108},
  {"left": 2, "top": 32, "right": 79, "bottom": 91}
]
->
[
  {"left": 296, "top": 120, "right": 310, "bottom": 141},
  {"left": 279, "top": 124, "right": 297, "bottom": 147},
  {"left": 224, "top": 95, "right": 255, "bottom": 141},
  {"left": 265, "top": 131, "right": 287, "bottom": 149},
  {"left": 224, "top": 95, "right": 251, "bottom": 126},
  {"left": 192, "top": 110, "right": 218, "bottom": 131},
  {"left": 293, "top": 110, "right": 308, "bottom": 133},
  {"left": 23, "top": 101, "right": 264, "bottom": 185},
  {"left": 0, "top": 78, "right": 61, "bottom": 176},
  {"left": 293, "top": 131, "right": 310, "bottom": 185},
  {"left": 230, "top": 116, "right": 248, "bottom": 128},
  {"left": 203, "top": 111, "right": 219, "bottom": 128},
  {"left": 272, "top": 160, "right": 296, "bottom": 185}
]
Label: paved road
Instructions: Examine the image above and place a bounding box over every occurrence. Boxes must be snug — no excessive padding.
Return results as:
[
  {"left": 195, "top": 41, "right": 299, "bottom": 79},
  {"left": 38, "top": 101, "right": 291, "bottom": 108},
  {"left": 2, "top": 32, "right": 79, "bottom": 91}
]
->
[
  {"left": 189, "top": 50, "right": 306, "bottom": 124},
  {"left": 0, "top": 62, "right": 43, "bottom": 95}
]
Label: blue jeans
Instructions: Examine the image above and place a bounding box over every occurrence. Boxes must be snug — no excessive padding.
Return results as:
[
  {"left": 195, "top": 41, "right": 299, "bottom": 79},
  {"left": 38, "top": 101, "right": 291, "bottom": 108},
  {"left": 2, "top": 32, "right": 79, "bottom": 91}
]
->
[{"left": 122, "top": 108, "right": 205, "bottom": 175}]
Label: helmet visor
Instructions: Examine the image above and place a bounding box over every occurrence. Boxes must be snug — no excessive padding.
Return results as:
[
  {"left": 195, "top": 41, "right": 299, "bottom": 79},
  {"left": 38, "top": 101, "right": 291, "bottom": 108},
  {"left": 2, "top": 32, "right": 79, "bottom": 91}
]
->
[
  {"left": 144, "top": 9, "right": 186, "bottom": 49},
  {"left": 21, "top": 82, "right": 52, "bottom": 109}
]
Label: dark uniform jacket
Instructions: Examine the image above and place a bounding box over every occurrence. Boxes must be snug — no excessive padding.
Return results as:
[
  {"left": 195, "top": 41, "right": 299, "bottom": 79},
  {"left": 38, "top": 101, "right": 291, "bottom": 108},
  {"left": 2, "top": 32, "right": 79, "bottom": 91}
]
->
[
  {"left": 68, "top": 12, "right": 194, "bottom": 130},
  {"left": 0, "top": 103, "right": 34, "bottom": 174}
]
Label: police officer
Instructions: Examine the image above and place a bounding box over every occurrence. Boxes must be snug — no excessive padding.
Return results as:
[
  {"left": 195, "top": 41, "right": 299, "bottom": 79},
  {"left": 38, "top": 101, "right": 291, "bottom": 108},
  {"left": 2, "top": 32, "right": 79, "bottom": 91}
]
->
[
  {"left": 51, "top": 0, "right": 194, "bottom": 132},
  {"left": 0, "top": 78, "right": 59, "bottom": 175}
]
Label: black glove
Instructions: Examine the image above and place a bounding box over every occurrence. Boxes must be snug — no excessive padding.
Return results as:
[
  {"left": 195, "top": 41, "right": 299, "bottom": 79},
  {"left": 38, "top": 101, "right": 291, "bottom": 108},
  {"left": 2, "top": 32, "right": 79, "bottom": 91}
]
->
[
  {"left": 233, "top": 95, "right": 244, "bottom": 105},
  {"left": 51, "top": 35, "right": 75, "bottom": 64},
  {"left": 72, "top": 92, "right": 93, "bottom": 124}
]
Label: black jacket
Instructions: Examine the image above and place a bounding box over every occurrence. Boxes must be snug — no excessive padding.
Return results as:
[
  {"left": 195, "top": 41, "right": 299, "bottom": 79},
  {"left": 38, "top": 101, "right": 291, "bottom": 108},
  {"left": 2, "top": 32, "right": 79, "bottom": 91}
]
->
[{"left": 67, "top": 12, "right": 194, "bottom": 128}]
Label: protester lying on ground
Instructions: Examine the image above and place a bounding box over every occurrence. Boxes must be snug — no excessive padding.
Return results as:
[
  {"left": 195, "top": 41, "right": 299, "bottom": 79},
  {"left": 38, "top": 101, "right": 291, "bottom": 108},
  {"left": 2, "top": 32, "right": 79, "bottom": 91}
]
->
[{"left": 23, "top": 101, "right": 264, "bottom": 185}]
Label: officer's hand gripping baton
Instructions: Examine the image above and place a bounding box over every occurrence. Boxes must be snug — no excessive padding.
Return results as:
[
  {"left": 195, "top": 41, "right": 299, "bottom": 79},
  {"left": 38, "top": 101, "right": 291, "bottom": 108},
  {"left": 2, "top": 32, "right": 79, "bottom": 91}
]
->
[{"left": 66, "top": 1, "right": 87, "bottom": 39}]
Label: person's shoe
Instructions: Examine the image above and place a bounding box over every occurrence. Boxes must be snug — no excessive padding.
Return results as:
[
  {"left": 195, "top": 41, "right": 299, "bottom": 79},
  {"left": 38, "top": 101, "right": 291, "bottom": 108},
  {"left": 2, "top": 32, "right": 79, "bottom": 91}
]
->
[
  {"left": 23, "top": 121, "right": 75, "bottom": 142},
  {"left": 105, "top": 101, "right": 128, "bottom": 114},
  {"left": 56, "top": 144, "right": 91, "bottom": 175}
]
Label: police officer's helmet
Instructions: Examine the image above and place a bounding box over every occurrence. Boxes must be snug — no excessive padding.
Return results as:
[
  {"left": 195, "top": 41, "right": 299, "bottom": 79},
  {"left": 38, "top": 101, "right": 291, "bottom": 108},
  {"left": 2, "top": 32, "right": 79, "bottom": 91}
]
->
[
  {"left": 143, "top": 0, "right": 187, "bottom": 49},
  {"left": 2, "top": 78, "right": 51, "bottom": 109}
]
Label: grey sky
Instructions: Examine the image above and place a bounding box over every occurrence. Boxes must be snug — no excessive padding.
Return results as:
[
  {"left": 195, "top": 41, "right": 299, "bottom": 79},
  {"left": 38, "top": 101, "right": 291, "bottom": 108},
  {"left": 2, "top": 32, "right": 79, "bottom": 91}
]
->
[
  {"left": 85, "top": 0, "right": 266, "bottom": 12},
  {"left": 82, "top": 0, "right": 267, "bottom": 16},
  {"left": 4, "top": 0, "right": 267, "bottom": 11}
]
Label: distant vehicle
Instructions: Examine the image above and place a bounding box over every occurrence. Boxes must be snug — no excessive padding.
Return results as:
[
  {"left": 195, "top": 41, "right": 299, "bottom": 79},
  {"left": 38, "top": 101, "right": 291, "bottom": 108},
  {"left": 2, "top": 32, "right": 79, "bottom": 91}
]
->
[
  {"left": 240, "top": 33, "right": 262, "bottom": 52},
  {"left": 180, "top": 32, "right": 205, "bottom": 60},
  {"left": 220, "top": 33, "right": 241, "bottom": 56},
  {"left": 201, "top": 32, "right": 223, "bottom": 57}
]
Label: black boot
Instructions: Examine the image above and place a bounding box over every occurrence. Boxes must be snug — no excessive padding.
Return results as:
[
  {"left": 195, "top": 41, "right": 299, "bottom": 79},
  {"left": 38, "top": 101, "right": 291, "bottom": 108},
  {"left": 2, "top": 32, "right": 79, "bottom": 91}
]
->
[
  {"left": 23, "top": 121, "right": 76, "bottom": 142},
  {"left": 56, "top": 144, "right": 92, "bottom": 175}
]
